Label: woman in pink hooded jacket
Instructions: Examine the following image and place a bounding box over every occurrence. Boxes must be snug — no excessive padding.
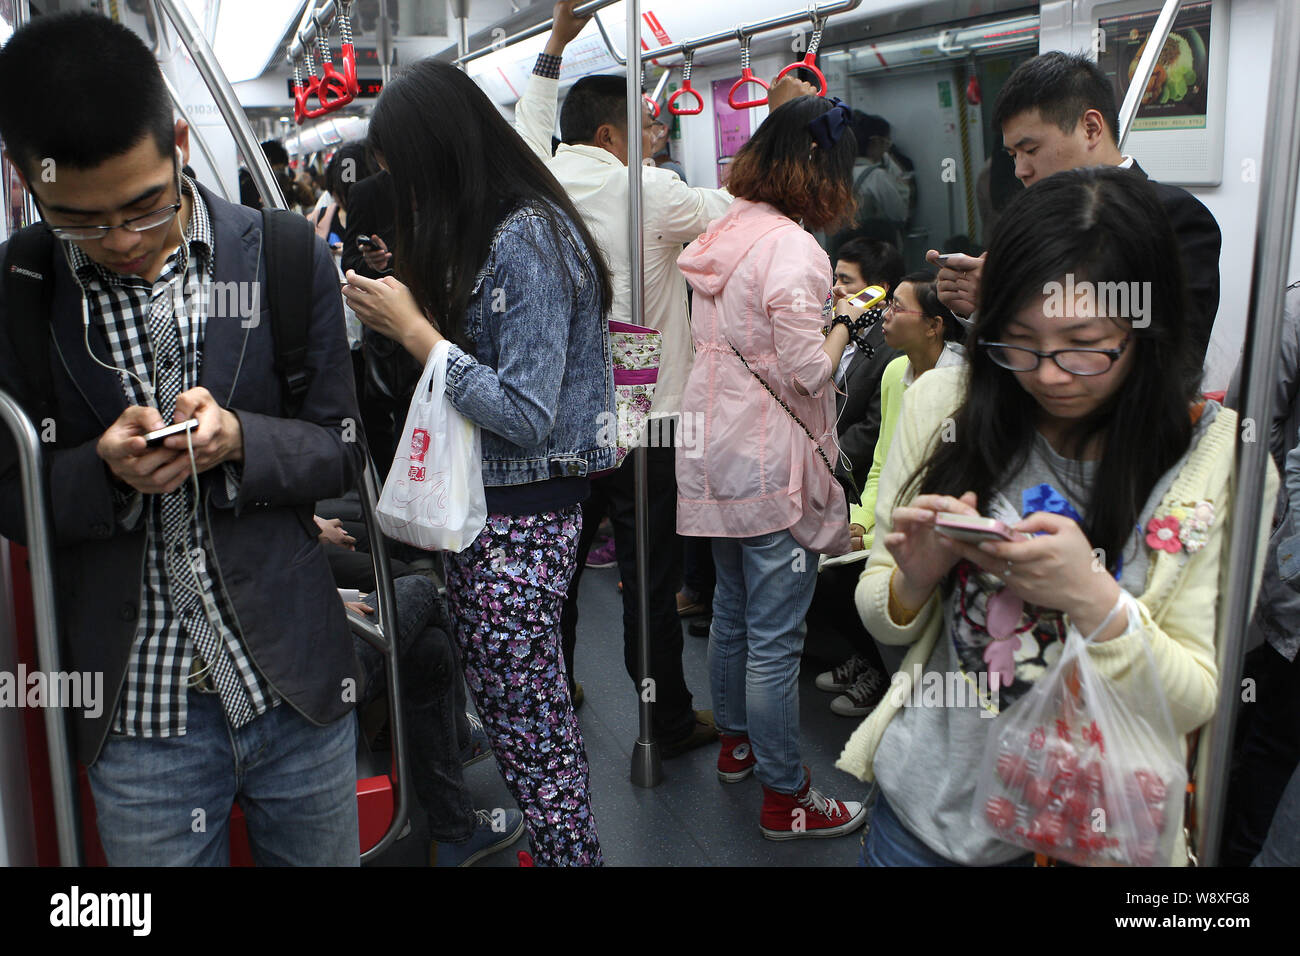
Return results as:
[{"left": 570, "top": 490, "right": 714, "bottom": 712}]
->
[{"left": 677, "top": 95, "right": 868, "bottom": 840}]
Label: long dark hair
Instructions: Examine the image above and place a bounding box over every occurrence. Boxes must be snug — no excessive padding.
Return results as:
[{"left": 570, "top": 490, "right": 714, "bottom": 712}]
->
[
  {"left": 367, "top": 60, "right": 613, "bottom": 349},
  {"left": 726, "top": 96, "right": 857, "bottom": 231},
  {"left": 902, "top": 166, "right": 1201, "bottom": 570}
]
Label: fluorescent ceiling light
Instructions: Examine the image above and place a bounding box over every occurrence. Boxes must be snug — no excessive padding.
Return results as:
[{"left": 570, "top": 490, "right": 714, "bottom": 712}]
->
[{"left": 185, "top": 0, "right": 305, "bottom": 84}]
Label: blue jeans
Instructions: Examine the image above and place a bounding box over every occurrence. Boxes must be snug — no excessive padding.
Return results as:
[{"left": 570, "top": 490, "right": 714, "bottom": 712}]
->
[
  {"left": 88, "top": 691, "right": 359, "bottom": 866},
  {"left": 355, "top": 575, "right": 476, "bottom": 843},
  {"left": 709, "top": 530, "right": 819, "bottom": 793},
  {"left": 859, "top": 792, "right": 1033, "bottom": 867}
]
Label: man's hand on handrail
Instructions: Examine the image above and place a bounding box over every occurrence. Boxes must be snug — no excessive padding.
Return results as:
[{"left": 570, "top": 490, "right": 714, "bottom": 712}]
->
[{"left": 545, "top": 1, "right": 592, "bottom": 57}]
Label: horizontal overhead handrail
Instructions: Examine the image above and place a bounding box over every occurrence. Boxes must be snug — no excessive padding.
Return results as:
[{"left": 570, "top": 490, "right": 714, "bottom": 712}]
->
[
  {"left": 456, "top": 0, "right": 622, "bottom": 67},
  {"left": 455, "top": 0, "right": 862, "bottom": 78},
  {"left": 606, "top": 0, "right": 864, "bottom": 68}
]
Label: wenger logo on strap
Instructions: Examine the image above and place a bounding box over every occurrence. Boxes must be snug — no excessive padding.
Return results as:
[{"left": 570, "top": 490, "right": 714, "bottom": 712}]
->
[{"left": 7, "top": 263, "right": 43, "bottom": 281}]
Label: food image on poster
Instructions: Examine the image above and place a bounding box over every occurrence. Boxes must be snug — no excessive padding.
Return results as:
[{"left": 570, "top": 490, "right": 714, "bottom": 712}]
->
[{"left": 1098, "top": 0, "right": 1212, "bottom": 131}]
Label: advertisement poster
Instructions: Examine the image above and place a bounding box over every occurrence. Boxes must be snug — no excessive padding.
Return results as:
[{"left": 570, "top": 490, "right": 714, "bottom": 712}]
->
[
  {"left": 713, "top": 78, "right": 752, "bottom": 188},
  {"left": 1098, "top": 0, "right": 1213, "bottom": 131}
]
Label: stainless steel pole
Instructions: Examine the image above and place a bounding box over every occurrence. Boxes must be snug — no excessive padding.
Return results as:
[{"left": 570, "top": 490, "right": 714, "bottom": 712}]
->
[
  {"left": 627, "top": 0, "right": 660, "bottom": 789},
  {"left": 0, "top": 391, "right": 80, "bottom": 866},
  {"left": 453, "top": 0, "right": 471, "bottom": 59},
  {"left": 1199, "top": 0, "right": 1300, "bottom": 866},
  {"left": 159, "top": 69, "right": 233, "bottom": 201},
  {"left": 355, "top": 461, "right": 409, "bottom": 861},
  {"left": 1117, "top": 0, "right": 1183, "bottom": 151},
  {"left": 155, "top": 0, "right": 286, "bottom": 208}
]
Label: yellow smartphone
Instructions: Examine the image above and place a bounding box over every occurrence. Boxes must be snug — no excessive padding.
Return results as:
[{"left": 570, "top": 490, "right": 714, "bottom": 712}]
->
[{"left": 846, "top": 285, "right": 888, "bottom": 310}]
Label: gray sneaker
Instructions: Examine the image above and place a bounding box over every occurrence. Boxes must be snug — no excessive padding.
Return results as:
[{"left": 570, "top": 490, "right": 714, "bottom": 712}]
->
[
  {"left": 830, "top": 667, "right": 887, "bottom": 717},
  {"left": 815, "top": 654, "right": 871, "bottom": 693}
]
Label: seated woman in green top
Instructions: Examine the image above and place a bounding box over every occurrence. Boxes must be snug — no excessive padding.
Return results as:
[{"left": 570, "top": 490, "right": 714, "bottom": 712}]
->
[{"left": 849, "top": 272, "right": 966, "bottom": 550}]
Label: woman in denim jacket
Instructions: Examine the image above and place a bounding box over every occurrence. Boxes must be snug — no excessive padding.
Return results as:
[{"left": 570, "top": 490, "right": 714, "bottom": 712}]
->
[{"left": 344, "top": 59, "right": 615, "bottom": 866}]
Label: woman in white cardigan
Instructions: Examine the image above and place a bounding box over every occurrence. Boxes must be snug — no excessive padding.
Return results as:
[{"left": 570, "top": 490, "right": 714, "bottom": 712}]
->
[{"left": 839, "top": 167, "right": 1275, "bottom": 866}]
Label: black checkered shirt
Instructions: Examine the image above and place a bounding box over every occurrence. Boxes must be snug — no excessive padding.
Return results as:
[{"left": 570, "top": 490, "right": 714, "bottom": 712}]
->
[{"left": 68, "top": 177, "right": 278, "bottom": 737}]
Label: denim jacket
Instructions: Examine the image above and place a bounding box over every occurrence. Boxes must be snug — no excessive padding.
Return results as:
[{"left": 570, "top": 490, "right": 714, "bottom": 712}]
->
[{"left": 444, "top": 201, "right": 615, "bottom": 484}]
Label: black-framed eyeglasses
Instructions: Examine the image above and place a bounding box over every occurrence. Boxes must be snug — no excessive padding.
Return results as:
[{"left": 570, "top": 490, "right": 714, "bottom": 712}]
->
[
  {"left": 978, "top": 335, "right": 1130, "bottom": 376},
  {"left": 37, "top": 152, "right": 182, "bottom": 241}
]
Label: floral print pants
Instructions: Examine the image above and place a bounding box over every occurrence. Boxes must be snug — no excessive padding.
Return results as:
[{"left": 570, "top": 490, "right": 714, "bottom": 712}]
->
[{"left": 443, "top": 506, "right": 603, "bottom": 866}]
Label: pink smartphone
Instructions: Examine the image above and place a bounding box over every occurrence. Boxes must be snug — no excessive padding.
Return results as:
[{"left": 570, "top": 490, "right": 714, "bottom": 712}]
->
[{"left": 933, "top": 512, "right": 1019, "bottom": 543}]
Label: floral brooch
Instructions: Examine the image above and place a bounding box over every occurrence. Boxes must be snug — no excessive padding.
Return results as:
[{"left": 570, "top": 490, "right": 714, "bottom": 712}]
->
[{"left": 1145, "top": 500, "right": 1214, "bottom": 555}]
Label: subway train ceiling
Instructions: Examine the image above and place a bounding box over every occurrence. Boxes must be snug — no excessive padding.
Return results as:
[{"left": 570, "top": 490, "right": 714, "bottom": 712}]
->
[{"left": 11, "top": 0, "right": 1041, "bottom": 113}]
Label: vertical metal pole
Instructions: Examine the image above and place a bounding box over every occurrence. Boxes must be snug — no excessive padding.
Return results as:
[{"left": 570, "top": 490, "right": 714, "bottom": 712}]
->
[
  {"left": 452, "top": 0, "right": 471, "bottom": 59},
  {"left": 0, "top": 393, "right": 81, "bottom": 866},
  {"left": 1199, "top": 0, "right": 1300, "bottom": 866},
  {"left": 1117, "top": 0, "right": 1183, "bottom": 151},
  {"left": 155, "top": 0, "right": 286, "bottom": 208},
  {"left": 627, "top": 0, "right": 660, "bottom": 789},
  {"left": 378, "top": 0, "right": 392, "bottom": 87}
]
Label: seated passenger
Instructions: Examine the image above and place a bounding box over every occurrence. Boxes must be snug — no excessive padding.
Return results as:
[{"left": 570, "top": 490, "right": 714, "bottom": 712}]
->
[
  {"left": 840, "top": 166, "right": 1275, "bottom": 867},
  {"left": 345, "top": 575, "right": 525, "bottom": 866},
  {"left": 933, "top": 51, "right": 1221, "bottom": 366},
  {"left": 342, "top": 58, "right": 614, "bottom": 867},
  {"left": 852, "top": 271, "right": 967, "bottom": 564},
  {"left": 817, "top": 271, "right": 963, "bottom": 714},
  {"left": 676, "top": 93, "right": 865, "bottom": 841},
  {"left": 831, "top": 239, "right": 906, "bottom": 490}
]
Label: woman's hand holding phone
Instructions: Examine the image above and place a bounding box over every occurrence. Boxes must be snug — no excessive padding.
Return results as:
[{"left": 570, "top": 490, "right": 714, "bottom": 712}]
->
[
  {"left": 342, "top": 271, "right": 443, "bottom": 364},
  {"left": 941, "top": 511, "right": 1126, "bottom": 640},
  {"left": 885, "top": 491, "right": 981, "bottom": 610}
]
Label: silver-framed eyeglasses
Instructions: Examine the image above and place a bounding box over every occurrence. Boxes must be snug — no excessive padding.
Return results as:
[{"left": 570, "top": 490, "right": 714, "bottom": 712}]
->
[
  {"left": 978, "top": 334, "right": 1130, "bottom": 376},
  {"left": 37, "top": 152, "right": 182, "bottom": 241}
]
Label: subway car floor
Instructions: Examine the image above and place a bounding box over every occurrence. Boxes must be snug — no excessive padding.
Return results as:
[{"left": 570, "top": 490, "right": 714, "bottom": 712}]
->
[{"left": 367, "top": 564, "right": 870, "bottom": 867}]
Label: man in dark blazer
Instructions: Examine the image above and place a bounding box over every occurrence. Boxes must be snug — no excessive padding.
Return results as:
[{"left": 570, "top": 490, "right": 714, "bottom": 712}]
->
[
  {"left": 935, "top": 51, "right": 1222, "bottom": 367},
  {"left": 0, "top": 12, "right": 364, "bottom": 865},
  {"left": 831, "top": 238, "right": 903, "bottom": 491}
]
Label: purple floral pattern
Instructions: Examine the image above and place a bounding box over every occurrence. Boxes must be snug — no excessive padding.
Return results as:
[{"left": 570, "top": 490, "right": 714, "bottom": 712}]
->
[{"left": 443, "top": 506, "right": 602, "bottom": 866}]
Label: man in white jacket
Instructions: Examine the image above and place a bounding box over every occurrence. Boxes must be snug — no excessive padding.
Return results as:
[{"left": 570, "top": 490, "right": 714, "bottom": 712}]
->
[{"left": 523, "top": 3, "right": 811, "bottom": 753}]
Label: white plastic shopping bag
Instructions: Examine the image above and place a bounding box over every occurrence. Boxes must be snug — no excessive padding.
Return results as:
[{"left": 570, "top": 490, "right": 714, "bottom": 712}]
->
[
  {"left": 970, "top": 593, "right": 1187, "bottom": 866},
  {"left": 375, "top": 340, "right": 487, "bottom": 552}
]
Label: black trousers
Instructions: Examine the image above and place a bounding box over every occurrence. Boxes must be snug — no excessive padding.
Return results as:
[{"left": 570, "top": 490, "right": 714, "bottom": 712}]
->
[
  {"left": 805, "top": 561, "right": 886, "bottom": 673},
  {"left": 560, "top": 442, "right": 695, "bottom": 740}
]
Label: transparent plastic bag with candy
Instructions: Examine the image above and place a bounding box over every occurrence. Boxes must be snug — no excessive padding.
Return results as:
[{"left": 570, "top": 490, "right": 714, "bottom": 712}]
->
[{"left": 971, "top": 592, "right": 1187, "bottom": 866}]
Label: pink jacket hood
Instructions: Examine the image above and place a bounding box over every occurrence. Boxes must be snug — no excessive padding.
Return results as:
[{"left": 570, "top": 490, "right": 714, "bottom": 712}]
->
[
  {"left": 674, "top": 198, "right": 851, "bottom": 556},
  {"left": 677, "top": 199, "right": 793, "bottom": 298}
]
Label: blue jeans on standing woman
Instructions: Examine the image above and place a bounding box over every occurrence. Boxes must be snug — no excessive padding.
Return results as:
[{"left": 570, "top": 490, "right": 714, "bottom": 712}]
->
[{"left": 709, "top": 529, "right": 819, "bottom": 794}]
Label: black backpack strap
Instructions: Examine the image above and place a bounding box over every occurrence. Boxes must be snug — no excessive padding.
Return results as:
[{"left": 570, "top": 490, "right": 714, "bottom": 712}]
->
[
  {"left": 260, "top": 208, "right": 314, "bottom": 418},
  {"left": 2, "top": 223, "right": 57, "bottom": 419}
]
